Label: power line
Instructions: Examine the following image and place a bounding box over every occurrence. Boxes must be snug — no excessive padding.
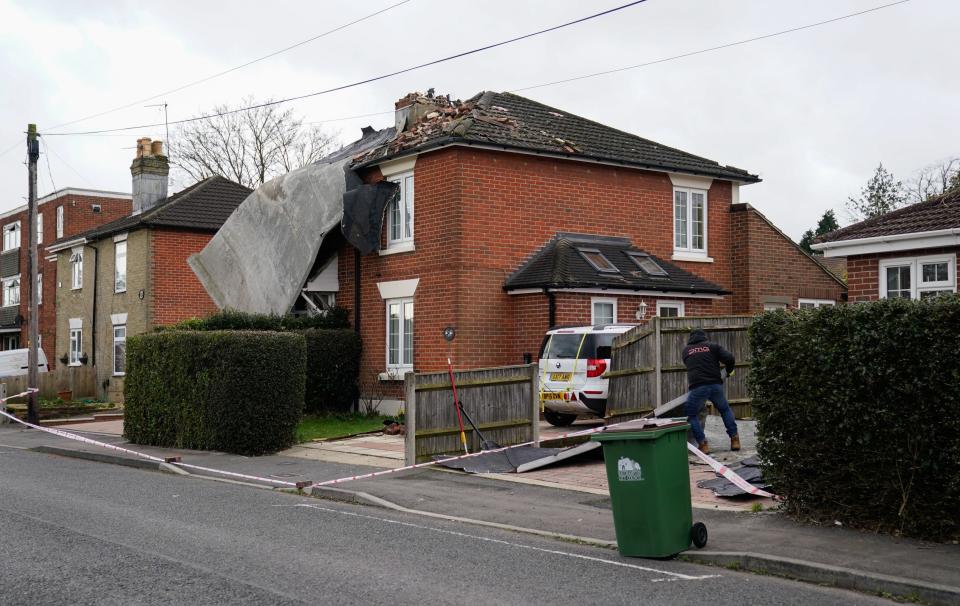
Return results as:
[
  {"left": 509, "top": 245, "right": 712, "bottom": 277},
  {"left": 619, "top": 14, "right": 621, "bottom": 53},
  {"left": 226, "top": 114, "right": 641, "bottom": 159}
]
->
[
  {"left": 45, "top": 0, "right": 414, "bottom": 131},
  {"left": 40, "top": 138, "right": 95, "bottom": 187},
  {"left": 41, "top": 138, "right": 57, "bottom": 195},
  {"left": 44, "top": 0, "right": 650, "bottom": 136},
  {"left": 510, "top": 0, "right": 913, "bottom": 93}
]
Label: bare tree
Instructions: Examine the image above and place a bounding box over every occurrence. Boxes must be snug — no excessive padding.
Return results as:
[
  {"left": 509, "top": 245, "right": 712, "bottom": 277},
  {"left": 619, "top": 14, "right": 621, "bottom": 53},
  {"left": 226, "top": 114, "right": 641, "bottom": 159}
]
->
[
  {"left": 169, "top": 97, "right": 338, "bottom": 189},
  {"left": 908, "top": 157, "right": 960, "bottom": 203}
]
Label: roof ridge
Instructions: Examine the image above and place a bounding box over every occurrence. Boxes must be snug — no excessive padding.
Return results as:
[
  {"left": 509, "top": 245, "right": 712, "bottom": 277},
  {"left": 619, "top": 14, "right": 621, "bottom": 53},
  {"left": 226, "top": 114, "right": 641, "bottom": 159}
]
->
[{"left": 820, "top": 188, "right": 960, "bottom": 242}]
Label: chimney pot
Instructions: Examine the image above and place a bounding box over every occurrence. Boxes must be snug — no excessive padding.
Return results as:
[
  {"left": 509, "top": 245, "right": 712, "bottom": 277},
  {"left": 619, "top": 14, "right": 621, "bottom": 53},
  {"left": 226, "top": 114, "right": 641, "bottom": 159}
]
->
[{"left": 150, "top": 140, "right": 164, "bottom": 156}]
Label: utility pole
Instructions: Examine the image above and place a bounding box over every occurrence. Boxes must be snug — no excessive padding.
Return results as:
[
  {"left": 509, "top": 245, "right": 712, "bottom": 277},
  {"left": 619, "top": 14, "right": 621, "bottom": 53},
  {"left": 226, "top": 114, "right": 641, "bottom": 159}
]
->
[{"left": 26, "top": 124, "right": 40, "bottom": 425}]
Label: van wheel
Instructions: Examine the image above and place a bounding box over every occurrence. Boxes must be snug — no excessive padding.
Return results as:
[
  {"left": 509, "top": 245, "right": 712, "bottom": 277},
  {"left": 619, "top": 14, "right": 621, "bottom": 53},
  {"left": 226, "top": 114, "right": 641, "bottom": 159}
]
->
[{"left": 544, "top": 411, "right": 577, "bottom": 427}]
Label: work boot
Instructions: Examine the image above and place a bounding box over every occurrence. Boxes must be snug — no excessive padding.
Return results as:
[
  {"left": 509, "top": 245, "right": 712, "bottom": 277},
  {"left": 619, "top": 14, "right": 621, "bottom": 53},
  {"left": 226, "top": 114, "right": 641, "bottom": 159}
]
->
[
  {"left": 698, "top": 441, "right": 710, "bottom": 455},
  {"left": 730, "top": 435, "right": 741, "bottom": 451}
]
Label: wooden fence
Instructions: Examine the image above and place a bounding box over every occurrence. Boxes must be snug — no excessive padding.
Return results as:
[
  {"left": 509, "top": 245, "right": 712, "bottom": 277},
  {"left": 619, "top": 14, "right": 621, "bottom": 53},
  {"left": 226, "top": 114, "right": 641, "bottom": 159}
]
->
[
  {"left": 607, "top": 315, "right": 754, "bottom": 422},
  {"left": 404, "top": 364, "right": 539, "bottom": 465},
  {"left": 1, "top": 365, "right": 98, "bottom": 402}
]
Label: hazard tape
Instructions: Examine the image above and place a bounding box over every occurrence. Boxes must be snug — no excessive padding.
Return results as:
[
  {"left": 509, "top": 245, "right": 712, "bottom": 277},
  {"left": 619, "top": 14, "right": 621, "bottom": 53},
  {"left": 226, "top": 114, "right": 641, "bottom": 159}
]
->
[
  {"left": 1, "top": 387, "right": 774, "bottom": 500},
  {"left": 686, "top": 442, "right": 777, "bottom": 499}
]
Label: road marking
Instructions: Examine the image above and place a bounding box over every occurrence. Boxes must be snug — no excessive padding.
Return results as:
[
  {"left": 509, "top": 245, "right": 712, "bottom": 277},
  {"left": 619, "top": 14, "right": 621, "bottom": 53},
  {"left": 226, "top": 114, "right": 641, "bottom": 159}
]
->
[{"left": 281, "top": 503, "right": 719, "bottom": 582}]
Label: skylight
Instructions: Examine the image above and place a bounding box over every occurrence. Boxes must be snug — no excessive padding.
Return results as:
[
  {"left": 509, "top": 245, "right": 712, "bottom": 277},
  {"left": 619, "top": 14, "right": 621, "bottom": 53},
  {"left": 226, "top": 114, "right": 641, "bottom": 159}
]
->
[
  {"left": 626, "top": 252, "right": 667, "bottom": 276},
  {"left": 577, "top": 248, "right": 619, "bottom": 273}
]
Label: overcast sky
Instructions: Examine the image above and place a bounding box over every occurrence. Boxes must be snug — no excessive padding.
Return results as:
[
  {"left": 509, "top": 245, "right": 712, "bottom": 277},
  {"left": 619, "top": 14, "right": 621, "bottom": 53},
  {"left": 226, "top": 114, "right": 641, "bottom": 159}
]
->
[{"left": 1, "top": 0, "right": 957, "bottom": 239}]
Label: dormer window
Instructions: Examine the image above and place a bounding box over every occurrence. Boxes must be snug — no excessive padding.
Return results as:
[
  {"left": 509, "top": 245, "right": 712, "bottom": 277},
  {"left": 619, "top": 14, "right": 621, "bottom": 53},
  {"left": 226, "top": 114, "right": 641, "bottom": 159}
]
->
[
  {"left": 626, "top": 252, "right": 667, "bottom": 276},
  {"left": 577, "top": 248, "right": 618, "bottom": 273}
]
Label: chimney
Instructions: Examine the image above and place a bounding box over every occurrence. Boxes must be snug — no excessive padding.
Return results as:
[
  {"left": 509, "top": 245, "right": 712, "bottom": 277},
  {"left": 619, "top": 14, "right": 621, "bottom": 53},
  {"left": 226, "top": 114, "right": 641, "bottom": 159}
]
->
[
  {"left": 130, "top": 136, "right": 169, "bottom": 215},
  {"left": 394, "top": 91, "right": 441, "bottom": 133}
]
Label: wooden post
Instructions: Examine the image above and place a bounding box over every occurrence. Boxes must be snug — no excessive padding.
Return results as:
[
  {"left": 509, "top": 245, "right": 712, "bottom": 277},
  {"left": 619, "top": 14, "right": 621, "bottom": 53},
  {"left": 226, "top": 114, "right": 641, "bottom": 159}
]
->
[
  {"left": 529, "top": 363, "right": 540, "bottom": 446},
  {"left": 654, "top": 316, "right": 663, "bottom": 409},
  {"left": 26, "top": 125, "right": 40, "bottom": 424},
  {"left": 403, "top": 371, "right": 417, "bottom": 466}
]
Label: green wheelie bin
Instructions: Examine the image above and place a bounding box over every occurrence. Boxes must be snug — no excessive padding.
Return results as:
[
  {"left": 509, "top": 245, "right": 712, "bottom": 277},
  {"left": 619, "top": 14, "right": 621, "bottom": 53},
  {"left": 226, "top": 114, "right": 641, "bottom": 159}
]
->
[{"left": 591, "top": 419, "right": 707, "bottom": 558}]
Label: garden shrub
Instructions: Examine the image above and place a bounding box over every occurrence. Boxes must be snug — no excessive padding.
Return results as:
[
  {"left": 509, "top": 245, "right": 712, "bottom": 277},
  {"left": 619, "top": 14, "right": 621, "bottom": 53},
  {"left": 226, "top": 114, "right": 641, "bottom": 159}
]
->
[
  {"left": 302, "top": 329, "right": 362, "bottom": 414},
  {"left": 170, "top": 308, "right": 349, "bottom": 331},
  {"left": 750, "top": 296, "right": 960, "bottom": 540},
  {"left": 125, "top": 331, "right": 306, "bottom": 455}
]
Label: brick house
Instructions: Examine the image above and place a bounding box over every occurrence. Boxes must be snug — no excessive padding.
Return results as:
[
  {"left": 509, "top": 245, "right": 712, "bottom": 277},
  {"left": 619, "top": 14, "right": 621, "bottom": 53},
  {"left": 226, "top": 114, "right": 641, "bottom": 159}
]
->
[
  {"left": 314, "top": 91, "right": 844, "bottom": 406},
  {"left": 0, "top": 187, "right": 131, "bottom": 363},
  {"left": 48, "top": 138, "right": 250, "bottom": 401},
  {"left": 814, "top": 189, "right": 959, "bottom": 301}
]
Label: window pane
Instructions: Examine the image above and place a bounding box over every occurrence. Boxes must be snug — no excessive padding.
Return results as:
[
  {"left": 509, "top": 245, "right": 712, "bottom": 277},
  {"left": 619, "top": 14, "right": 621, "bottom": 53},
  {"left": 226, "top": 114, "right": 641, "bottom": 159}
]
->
[
  {"left": 899, "top": 266, "right": 911, "bottom": 290},
  {"left": 389, "top": 200, "right": 401, "bottom": 242},
  {"left": 660, "top": 306, "right": 679, "bottom": 317},
  {"left": 388, "top": 303, "right": 399, "bottom": 365},
  {"left": 691, "top": 193, "right": 704, "bottom": 250},
  {"left": 920, "top": 290, "right": 951, "bottom": 299},
  {"left": 922, "top": 262, "right": 948, "bottom": 283},
  {"left": 403, "top": 176, "right": 413, "bottom": 240},
  {"left": 593, "top": 302, "right": 614, "bottom": 325},
  {"left": 674, "top": 190, "right": 688, "bottom": 248},
  {"left": 579, "top": 249, "right": 618, "bottom": 272},
  {"left": 403, "top": 301, "right": 414, "bottom": 366},
  {"left": 115, "top": 242, "right": 127, "bottom": 291}
]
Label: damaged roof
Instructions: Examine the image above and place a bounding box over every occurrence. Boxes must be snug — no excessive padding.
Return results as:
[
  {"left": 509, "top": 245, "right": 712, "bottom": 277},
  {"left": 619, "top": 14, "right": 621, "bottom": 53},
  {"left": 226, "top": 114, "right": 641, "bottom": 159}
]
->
[
  {"left": 504, "top": 232, "right": 728, "bottom": 295},
  {"left": 818, "top": 189, "right": 960, "bottom": 243},
  {"left": 354, "top": 91, "right": 759, "bottom": 183},
  {"left": 53, "top": 176, "right": 252, "bottom": 245}
]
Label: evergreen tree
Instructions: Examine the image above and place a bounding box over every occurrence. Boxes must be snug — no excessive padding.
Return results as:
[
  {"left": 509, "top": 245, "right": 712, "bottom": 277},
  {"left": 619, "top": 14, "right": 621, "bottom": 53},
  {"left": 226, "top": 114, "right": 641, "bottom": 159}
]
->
[
  {"left": 799, "top": 210, "right": 840, "bottom": 254},
  {"left": 846, "top": 163, "right": 907, "bottom": 221}
]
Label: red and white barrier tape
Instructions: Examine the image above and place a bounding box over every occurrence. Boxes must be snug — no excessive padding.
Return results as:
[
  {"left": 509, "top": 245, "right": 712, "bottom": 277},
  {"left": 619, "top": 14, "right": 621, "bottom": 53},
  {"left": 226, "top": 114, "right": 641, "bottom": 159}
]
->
[
  {"left": 686, "top": 442, "right": 777, "bottom": 499},
  {"left": 2, "top": 388, "right": 773, "bottom": 499}
]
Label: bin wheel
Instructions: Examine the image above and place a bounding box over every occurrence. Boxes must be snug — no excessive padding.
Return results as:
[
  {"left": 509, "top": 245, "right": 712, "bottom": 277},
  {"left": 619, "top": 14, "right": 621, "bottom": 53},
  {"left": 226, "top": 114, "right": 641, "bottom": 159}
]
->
[
  {"left": 691, "top": 522, "right": 708, "bottom": 549},
  {"left": 544, "top": 411, "right": 577, "bottom": 427}
]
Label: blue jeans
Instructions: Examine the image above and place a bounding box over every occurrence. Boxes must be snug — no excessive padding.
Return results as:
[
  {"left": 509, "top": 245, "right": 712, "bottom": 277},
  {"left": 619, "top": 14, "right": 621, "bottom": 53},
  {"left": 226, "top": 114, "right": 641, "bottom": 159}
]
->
[{"left": 684, "top": 383, "right": 738, "bottom": 445}]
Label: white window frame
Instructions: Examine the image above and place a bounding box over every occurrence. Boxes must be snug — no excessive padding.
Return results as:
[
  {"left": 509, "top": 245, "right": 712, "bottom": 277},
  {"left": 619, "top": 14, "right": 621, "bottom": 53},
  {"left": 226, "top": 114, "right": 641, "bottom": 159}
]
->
[
  {"left": 70, "top": 247, "right": 83, "bottom": 290},
  {"left": 3, "top": 221, "right": 20, "bottom": 251},
  {"left": 385, "top": 297, "right": 414, "bottom": 373},
  {"left": 879, "top": 254, "right": 957, "bottom": 300},
  {"left": 2, "top": 275, "right": 20, "bottom": 307},
  {"left": 798, "top": 298, "right": 835, "bottom": 309},
  {"left": 115, "top": 239, "right": 127, "bottom": 293},
  {"left": 656, "top": 300, "right": 685, "bottom": 317},
  {"left": 37, "top": 212, "right": 43, "bottom": 244},
  {"left": 69, "top": 319, "right": 82, "bottom": 366},
  {"left": 591, "top": 297, "right": 617, "bottom": 325},
  {"left": 763, "top": 302, "right": 788, "bottom": 311},
  {"left": 673, "top": 187, "right": 708, "bottom": 258},
  {"left": 37, "top": 273, "right": 41, "bottom": 305},
  {"left": 56, "top": 206, "right": 64, "bottom": 238},
  {"left": 385, "top": 171, "right": 414, "bottom": 252},
  {"left": 113, "top": 324, "right": 127, "bottom": 376}
]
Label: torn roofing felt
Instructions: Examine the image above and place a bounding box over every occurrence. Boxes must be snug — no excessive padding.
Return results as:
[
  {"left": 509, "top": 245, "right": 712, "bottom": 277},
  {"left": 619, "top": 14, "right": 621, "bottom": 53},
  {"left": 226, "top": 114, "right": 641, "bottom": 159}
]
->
[{"left": 188, "top": 126, "right": 398, "bottom": 314}]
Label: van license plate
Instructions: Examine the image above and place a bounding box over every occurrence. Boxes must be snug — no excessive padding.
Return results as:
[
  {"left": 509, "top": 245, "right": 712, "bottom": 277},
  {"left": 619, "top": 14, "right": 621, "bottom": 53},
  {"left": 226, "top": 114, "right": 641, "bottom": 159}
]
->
[
  {"left": 549, "top": 373, "right": 572, "bottom": 381},
  {"left": 540, "top": 392, "right": 564, "bottom": 401}
]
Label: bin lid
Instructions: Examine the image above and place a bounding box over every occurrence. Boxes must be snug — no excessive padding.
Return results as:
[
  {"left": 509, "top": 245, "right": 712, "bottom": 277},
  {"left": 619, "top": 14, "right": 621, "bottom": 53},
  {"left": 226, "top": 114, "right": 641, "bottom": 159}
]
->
[{"left": 590, "top": 418, "right": 688, "bottom": 442}]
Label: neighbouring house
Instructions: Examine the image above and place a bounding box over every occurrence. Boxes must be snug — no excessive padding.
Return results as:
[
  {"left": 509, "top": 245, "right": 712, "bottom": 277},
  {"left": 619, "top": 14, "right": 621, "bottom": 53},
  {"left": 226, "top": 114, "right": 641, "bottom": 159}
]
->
[
  {"left": 0, "top": 187, "right": 131, "bottom": 363},
  {"left": 298, "top": 90, "right": 846, "bottom": 407},
  {"left": 48, "top": 138, "right": 251, "bottom": 401},
  {"left": 814, "top": 189, "right": 959, "bottom": 301}
]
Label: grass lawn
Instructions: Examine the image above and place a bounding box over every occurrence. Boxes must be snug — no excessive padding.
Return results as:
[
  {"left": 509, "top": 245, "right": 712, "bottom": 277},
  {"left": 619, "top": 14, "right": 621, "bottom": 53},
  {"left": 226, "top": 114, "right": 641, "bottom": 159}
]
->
[{"left": 296, "top": 413, "right": 391, "bottom": 442}]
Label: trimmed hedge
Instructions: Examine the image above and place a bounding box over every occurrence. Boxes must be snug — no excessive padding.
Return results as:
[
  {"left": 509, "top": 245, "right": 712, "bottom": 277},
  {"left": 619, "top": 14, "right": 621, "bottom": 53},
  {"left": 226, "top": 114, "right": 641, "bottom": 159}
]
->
[
  {"left": 302, "top": 329, "right": 362, "bottom": 414},
  {"left": 124, "top": 331, "right": 306, "bottom": 456},
  {"left": 750, "top": 296, "right": 960, "bottom": 540},
  {"left": 171, "top": 308, "right": 349, "bottom": 331}
]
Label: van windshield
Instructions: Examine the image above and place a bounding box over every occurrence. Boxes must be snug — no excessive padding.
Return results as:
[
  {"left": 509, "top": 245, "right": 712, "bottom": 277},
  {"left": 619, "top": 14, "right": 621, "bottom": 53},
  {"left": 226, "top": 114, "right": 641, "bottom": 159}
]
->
[{"left": 540, "top": 333, "right": 617, "bottom": 359}]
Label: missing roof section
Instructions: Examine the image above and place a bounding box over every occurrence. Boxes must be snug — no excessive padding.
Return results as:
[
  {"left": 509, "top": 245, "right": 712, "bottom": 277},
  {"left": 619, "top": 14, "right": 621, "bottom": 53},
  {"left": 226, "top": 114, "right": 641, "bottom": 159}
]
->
[{"left": 577, "top": 248, "right": 619, "bottom": 273}]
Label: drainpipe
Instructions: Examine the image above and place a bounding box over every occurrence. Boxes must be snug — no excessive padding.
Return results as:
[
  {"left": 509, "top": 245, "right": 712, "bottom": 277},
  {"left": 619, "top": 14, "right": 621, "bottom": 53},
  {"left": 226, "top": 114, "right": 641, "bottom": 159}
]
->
[
  {"left": 90, "top": 243, "right": 98, "bottom": 371},
  {"left": 545, "top": 288, "right": 556, "bottom": 329},
  {"left": 354, "top": 248, "right": 361, "bottom": 334}
]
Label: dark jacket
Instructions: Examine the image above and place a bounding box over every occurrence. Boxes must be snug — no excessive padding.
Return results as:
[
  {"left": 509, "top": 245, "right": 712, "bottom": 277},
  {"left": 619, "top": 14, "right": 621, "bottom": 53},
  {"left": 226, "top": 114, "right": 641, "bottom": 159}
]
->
[{"left": 682, "top": 329, "right": 736, "bottom": 389}]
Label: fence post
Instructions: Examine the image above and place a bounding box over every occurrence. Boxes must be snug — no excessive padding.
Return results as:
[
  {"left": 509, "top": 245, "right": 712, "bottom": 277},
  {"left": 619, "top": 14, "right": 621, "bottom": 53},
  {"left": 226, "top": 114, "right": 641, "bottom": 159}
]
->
[
  {"left": 529, "top": 363, "right": 540, "bottom": 446},
  {"left": 0, "top": 383, "right": 7, "bottom": 424},
  {"left": 403, "top": 371, "right": 417, "bottom": 466},
  {"left": 654, "top": 316, "right": 663, "bottom": 409}
]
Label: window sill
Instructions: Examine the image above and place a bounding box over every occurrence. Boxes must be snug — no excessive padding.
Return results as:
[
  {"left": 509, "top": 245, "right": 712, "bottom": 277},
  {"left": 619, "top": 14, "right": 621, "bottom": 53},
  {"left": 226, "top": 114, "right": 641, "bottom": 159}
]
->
[
  {"left": 379, "top": 242, "right": 415, "bottom": 257},
  {"left": 113, "top": 373, "right": 126, "bottom": 377},
  {"left": 115, "top": 289, "right": 127, "bottom": 294},
  {"left": 379, "top": 370, "right": 412, "bottom": 382},
  {"left": 71, "top": 287, "right": 82, "bottom": 291},
  {"left": 671, "top": 252, "right": 713, "bottom": 263},
  {"left": 68, "top": 363, "right": 81, "bottom": 367}
]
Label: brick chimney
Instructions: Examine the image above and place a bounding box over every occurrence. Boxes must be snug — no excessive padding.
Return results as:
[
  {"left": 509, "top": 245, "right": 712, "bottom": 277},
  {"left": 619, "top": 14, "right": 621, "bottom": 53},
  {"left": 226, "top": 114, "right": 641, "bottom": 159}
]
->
[
  {"left": 130, "top": 137, "right": 169, "bottom": 215},
  {"left": 394, "top": 91, "right": 442, "bottom": 133}
]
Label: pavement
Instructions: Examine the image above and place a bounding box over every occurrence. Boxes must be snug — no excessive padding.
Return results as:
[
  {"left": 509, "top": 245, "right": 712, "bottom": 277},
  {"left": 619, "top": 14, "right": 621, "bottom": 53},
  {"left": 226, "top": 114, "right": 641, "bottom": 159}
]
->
[{"left": 1, "top": 419, "right": 958, "bottom": 605}]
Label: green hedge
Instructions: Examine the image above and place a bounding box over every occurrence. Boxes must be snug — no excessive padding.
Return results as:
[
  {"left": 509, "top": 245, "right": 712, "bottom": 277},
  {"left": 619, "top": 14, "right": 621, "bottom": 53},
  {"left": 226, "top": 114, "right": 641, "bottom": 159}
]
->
[
  {"left": 750, "top": 296, "right": 960, "bottom": 540},
  {"left": 171, "top": 308, "right": 349, "bottom": 331},
  {"left": 302, "top": 329, "right": 362, "bottom": 414},
  {"left": 124, "top": 331, "right": 306, "bottom": 455}
]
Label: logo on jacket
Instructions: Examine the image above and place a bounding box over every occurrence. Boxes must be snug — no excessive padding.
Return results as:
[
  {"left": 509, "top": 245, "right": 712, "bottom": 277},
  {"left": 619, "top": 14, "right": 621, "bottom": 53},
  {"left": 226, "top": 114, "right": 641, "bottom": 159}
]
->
[
  {"left": 617, "top": 457, "right": 644, "bottom": 482},
  {"left": 688, "top": 346, "right": 711, "bottom": 355}
]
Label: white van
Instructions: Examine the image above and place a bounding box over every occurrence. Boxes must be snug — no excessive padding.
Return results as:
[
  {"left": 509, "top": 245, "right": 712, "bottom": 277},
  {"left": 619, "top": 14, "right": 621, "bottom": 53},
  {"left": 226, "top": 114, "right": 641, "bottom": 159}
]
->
[
  {"left": 0, "top": 348, "right": 50, "bottom": 378},
  {"left": 538, "top": 324, "right": 634, "bottom": 426}
]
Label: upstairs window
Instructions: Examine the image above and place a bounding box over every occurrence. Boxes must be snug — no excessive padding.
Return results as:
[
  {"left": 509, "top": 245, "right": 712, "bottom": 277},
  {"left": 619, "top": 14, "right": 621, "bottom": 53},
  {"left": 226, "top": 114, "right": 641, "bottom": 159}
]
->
[
  {"left": 70, "top": 248, "right": 83, "bottom": 289},
  {"left": 386, "top": 172, "right": 414, "bottom": 248},
  {"left": 626, "top": 252, "right": 667, "bottom": 276},
  {"left": 56, "top": 206, "right": 64, "bottom": 238},
  {"left": 673, "top": 187, "right": 707, "bottom": 256},
  {"left": 37, "top": 212, "right": 43, "bottom": 244},
  {"left": 37, "top": 273, "right": 42, "bottom": 305},
  {"left": 577, "top": 248, "right": 619, "bottom": 273},
  {"left": 2, "top": 277, "right": 19, "bottom": 307},
  {"left": 3, "top": 222, "right": 20, "bottom": 251},
  {"left": 115, "top": 240, "right": 127, "bottom": 293}
]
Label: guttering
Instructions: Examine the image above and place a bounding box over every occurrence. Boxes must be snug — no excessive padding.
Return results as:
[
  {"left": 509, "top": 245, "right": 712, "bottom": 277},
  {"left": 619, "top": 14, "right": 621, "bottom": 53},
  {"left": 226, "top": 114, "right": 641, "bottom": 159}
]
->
[
  {"left": 46, "top": 237, "right": 87, "bottom": 254},
  {"left": 507, "top": 286, "right": 726, "bottom": 300},
  {"left": 358, "top": 138, "right": 761, "bottom": 185},
  {"left": 812, "top": 228, "right": 960, "bottom": 257}
]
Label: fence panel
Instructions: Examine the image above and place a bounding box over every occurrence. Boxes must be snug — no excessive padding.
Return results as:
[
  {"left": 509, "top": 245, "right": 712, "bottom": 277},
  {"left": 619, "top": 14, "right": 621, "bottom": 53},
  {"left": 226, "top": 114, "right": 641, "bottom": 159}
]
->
[
  {"left": 608, "top": 316, "right": 754, "bottom": 423},
  {"left": 404, "top": 364, "right": 538, "bottom": 465},
  {"left": 2, "top": 366, "right": 98, "bottom": 401}
]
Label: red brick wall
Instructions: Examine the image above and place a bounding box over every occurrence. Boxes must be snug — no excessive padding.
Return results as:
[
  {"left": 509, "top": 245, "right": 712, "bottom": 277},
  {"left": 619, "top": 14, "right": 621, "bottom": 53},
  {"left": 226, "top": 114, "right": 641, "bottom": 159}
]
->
[
  {"left": 149, "top": 229, "right": 218, "bottom": 326},
  {"left": 846, "top": 246, "right": 960, "bottom": 302},
  {"left": 728, "top": 203, "right": 846, "bottom": 311},
  {"left": 13, "top": 193, "right": 131, "bottom": 365}
]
